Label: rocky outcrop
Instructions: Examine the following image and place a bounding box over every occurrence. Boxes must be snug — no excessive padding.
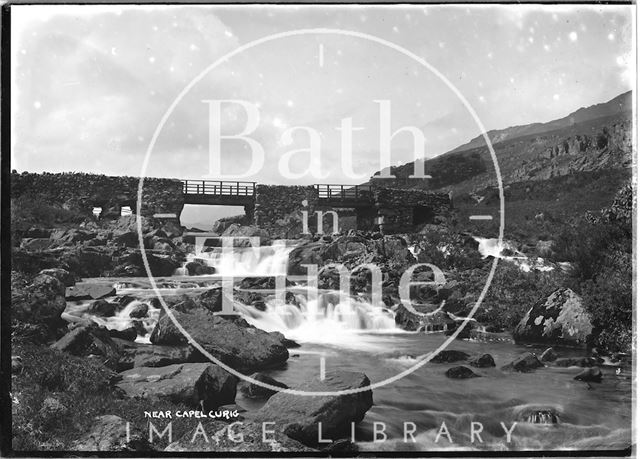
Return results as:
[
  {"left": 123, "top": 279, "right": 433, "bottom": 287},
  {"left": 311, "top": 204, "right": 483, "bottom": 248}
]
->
[
  {"left": 117, "top": 363, "right": 237, "bottom": 410},
  {"left": 254, "top": 371, "right": 373, "bottom": 447},
  {"left": 287, "top": 234, "right": 416, "bottom": 276},
  {"left": 513, "top": 288, "right": 593, "bottom": 347},
  {"left": 12, "top": 270, "right": 68, "bottom": 337},
  {"left": 150, "top": 308, "right": 289, "bottom": 372}
]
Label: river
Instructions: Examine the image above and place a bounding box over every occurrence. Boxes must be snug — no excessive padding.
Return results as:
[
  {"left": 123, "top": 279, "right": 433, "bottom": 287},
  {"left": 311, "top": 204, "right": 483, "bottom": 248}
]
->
[{"left": 62, "top": 239, "right": 632, "bottom": 452}]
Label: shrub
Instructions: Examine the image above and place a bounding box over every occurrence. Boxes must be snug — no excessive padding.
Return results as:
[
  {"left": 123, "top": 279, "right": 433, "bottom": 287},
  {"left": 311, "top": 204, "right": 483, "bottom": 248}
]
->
[{"left": 551, "top": 184, "right": 633, "bottom": 353}]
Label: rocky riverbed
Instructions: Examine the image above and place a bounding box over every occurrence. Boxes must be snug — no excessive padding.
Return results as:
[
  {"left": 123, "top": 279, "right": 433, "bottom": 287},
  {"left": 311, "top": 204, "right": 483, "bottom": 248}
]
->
[{"left": 10, "top": 203, "right": 632, "bottom": 452}]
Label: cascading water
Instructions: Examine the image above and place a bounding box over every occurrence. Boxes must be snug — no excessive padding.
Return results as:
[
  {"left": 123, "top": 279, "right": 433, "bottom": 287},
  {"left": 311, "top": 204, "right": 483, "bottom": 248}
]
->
[
  {"left": 473, "top": 236, "right": 555, "bottom": 272},
  {"left": 234, "top": 287, "right": 399, "bottom": 349},
  {"left": 176, "top": 239, "right": 294, "bottom": 276}
]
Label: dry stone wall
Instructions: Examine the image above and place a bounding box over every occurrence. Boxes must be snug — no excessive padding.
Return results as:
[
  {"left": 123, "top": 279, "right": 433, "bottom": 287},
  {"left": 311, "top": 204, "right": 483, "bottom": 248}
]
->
[{"left": 11, "top": 172, "right": 184, "bottom": 219}]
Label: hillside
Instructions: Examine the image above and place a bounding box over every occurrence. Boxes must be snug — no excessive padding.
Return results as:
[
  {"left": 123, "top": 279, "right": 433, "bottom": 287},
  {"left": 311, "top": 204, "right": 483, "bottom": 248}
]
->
[
  {"left": 450, "top": 91, "right": 632, "bottom": 154},
  {"left": 370, "top": 90, "right": 634, "bottom": 240}
]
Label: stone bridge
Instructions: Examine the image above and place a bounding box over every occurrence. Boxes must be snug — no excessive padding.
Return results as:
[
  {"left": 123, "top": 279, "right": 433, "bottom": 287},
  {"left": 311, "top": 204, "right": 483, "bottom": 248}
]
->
[
  {"left": 181, "top": 179, "right": 451, "bottom": 235},
  {"left": 10, "top": 172, "right": 452, "bottom": 235}
]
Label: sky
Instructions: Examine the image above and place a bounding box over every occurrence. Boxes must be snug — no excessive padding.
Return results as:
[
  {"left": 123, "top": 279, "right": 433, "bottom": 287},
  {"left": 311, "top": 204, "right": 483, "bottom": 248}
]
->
[{"left": 11, "top": 4, "right": 635, "bottom": 188}]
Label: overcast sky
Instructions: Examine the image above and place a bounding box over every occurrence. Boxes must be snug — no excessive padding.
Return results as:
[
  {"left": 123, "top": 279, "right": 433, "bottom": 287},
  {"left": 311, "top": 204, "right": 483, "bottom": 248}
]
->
[{"left": 11, "top": 4, "right": 634, "bottom": 186}]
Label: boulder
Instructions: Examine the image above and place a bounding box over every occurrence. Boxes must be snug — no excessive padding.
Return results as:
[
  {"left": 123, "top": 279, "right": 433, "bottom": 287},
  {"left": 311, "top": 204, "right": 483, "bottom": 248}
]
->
[
  {"left": 239, "top": 373, "right": 288, "bottom": 399},
  {"left": 66, "top": 283, "right": 116, "bottom": 300},
  {"left": 554, "top": 357, "right": 603, "bottom": 367},
  {"left": 38, "top": 268, "right": 76, "bottom": 286},
  {"left": 254, "top": 371, "right": 373, "bottom": 447},
  {"left": 117, "top": 363, "right": 237, "bottom": 411},
  {"left": 501, "top": 352, "right": 544, "bottom": 373},
  {"left": 539, "top": 347, "right": 558, "bottom": 363},
  {"left": 128, "top": 303, "right": 149, "bottom": 319},
  {"left": 12, "top": 272, "right": 67, "bottom": 335},
  {"left": 238, "top": 277, "right": 294, "bottom": 290},
  {"left": 73, "top": 415, "right": 151, "bottom": 451},
  {"left": 113, "top": 339, "right": 196, "bottom": 370},
  {"left": 111, "top": 251, "right": 180, "bottom": 277},
  {"left": 468, "top": 353, "right": 496, "bottom": 368},
  {"left": 150, "top": 309, "right": 289, "bottom": 372},
  {"left": 88, "top": 299, "right": 118, "bottom": 317},
  {"left": 108, "top": 327, "right": 138, "bottom": 342},
  {"left": 165, "top": 421, "right": 314, "bottom": 452},
  {"left": 113, "top": 231, "right": 139, "bottom": 247},
  {"left": 51, "top": 325, "right": 120, "bottom": 369},
  {"left": 194, "top": 287, "right": 232, "bottom": 313},
  {"left": 574, "top": 368, "right": 603, "bottom": 383},
  {"left": 513, "top": 288, "right": 593, "bottom": 347},
  {"left": 431, "top": 349, "right": 470, "bottom": 363},
  {"left": 445, "top": 366, "right": 480, "bottom": 379}
]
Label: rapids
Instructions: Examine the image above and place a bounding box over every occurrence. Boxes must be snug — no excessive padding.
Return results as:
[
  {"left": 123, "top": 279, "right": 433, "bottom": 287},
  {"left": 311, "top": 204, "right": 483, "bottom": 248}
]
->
[{"left": 61, "top": 238, "right": 632, "bottom": 451}]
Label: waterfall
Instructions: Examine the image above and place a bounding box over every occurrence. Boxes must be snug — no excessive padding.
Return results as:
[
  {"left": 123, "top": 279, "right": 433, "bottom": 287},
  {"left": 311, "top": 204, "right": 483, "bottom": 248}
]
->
[
  {"left": 233, "top": 288, "right": 399, "bottom": 347},
  {"left": 178, "top": 239, "right": 294, "bottom": 276},
  {"left": 473, "top": 236, "right": 555, "bottom": 272}
]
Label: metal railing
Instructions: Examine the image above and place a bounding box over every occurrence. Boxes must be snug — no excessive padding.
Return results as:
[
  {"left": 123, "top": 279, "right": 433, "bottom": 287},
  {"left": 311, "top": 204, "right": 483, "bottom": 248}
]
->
[
  {"left": 315, "top": 184, "right": 373, "bottom": 201},
  {"left": 182, "top": 180, "right": 256, "bottom": 196}
]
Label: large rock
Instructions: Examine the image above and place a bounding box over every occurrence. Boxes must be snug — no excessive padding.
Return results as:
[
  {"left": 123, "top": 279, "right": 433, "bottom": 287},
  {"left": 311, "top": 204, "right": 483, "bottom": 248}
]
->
[
  {"left": 431, "top": 349, "right": 470, "bottom": 363},
  {"left": 501, "top": 352, "right": 543, "bottom": 373},
  {"left": 111, "top": 251, "right": 181, "bottom": 277},
  {"left": 539, "top": 347, "right": 558, "bottom": 363},
  {"left": 468, "top": 353, "right": 496, "bottom": 368},
  {"left": 513, "top": 288, "right": 593, "bottom": 347},
  {"left": 445, "top": 366, "right": 480, "bottom": 379},
  {"left": 73, "top": 415, "right": 151, "bottom": 451},
  {"left": 117, "top": 363, "right": 237, "bottom": 410},
  {"left": 38, "top": 268, "right": 76, "bottom": 286},
  {"left": 254, "top": 371, "right": 373, "bottom": 447},
  {"left": 150, "top": 309, "right": 289, "bottom": 371},
  {"left": 165, "top": 421, "right": 314, "bottom": 452},
  {"left": 239, "top": 373, "right": 288, "bottom": 399},
  {"left": 113, "top": 338, "right": 196, "bottom": 371},
  {"left": 66, "top": 283, "right": 116, "bottom": 300},
  {"left": 12, "top": 272, "right": 67, "bottom": 335},
  {"left": 51, "top": 325, "right": 121, "bottom": 369}
]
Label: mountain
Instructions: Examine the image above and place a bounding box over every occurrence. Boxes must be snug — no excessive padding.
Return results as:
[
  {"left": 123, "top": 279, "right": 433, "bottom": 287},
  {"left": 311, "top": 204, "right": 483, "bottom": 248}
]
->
[
  {"left": 370, "top": 90, "right": 634, "bottom": 241},
  {"left": 449, "top": 91, "right": 632, "bottom": 154}
]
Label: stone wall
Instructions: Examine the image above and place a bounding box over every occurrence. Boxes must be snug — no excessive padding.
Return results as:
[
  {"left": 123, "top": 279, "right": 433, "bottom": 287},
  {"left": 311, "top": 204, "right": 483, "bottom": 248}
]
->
[
  {"left": 11, "top": 172, "right": 184, "bottom": 219},
  {"left": 373, "top": 187, "right": 451, "bottom": 233},
  {"left": 253, "top": 185, "right": 319, "bottom": 238}
]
